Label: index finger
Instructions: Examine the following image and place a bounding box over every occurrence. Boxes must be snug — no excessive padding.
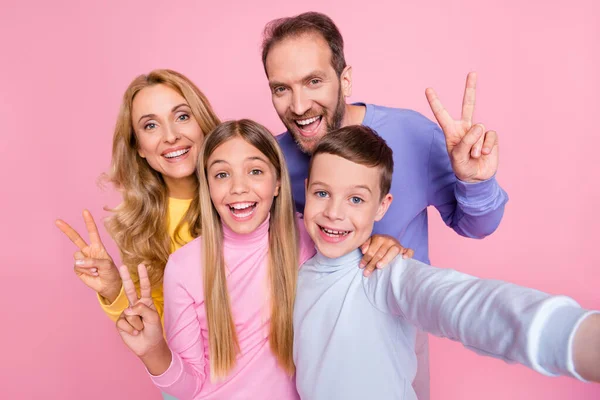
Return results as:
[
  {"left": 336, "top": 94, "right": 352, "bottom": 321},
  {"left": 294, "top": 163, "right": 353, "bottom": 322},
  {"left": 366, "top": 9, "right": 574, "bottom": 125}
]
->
[
  {"left": 118, "top": 265, "right": 139, "bottom": 306},
  {"left": 55, "top": 219, "right": 88, "bottom": 250},
  {"left": 83, "top": 209, "right": 103, "bottom": 246},
  {"left": 461, "top": 72, "right": 477, "bottom": 126},
  {"left": 137, "top": 264, "right": 152, "bottom": 302},
  {"left": 425, "top": 87, "right": 454, "bottom": 133}
]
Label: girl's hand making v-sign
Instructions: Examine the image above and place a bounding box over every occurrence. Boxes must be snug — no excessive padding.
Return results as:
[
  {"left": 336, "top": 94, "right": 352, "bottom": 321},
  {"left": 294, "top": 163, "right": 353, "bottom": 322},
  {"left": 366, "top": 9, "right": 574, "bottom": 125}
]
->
[{"left": 116, "top": 263, "right": 171, "bottom": 376}]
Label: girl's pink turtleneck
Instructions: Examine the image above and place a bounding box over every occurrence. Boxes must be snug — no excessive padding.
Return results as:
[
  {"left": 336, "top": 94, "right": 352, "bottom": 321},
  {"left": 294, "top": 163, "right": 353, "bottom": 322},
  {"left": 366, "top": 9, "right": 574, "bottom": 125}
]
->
[{"left": 150, "top": 214, "right": 315, "bottom": 399}]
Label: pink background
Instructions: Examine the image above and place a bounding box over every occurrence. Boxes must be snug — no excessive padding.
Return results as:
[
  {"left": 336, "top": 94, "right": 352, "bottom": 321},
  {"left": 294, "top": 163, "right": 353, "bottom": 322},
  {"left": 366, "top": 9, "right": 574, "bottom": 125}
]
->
[{"left": 1, "top": 0, "right": 598, "bottom": 398}]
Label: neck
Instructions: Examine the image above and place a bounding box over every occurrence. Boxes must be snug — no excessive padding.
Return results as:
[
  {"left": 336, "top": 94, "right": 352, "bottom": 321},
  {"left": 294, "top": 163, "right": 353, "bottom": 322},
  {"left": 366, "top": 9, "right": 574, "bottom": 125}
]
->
[
  {"left": 164, "top": 175, "right": 196, "bottom": 199},
  {"left": 341, "top": 103, "right": 366, "bottom": 127},
  {"left": 314, "top": 247, "right": 363, "bottom": 272},
  {"left": 222, "top": 214, "right": 271, "bottom": 248}
]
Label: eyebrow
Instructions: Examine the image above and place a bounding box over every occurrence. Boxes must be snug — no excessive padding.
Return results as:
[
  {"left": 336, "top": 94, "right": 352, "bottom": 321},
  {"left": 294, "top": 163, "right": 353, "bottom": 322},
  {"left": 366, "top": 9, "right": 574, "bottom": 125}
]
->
[
  {"left": 268, "top": 70, "right": 327, "bottom": 88},
  {"left": 138, "top": 103, "right": 190, "bottom": 123},
  {"left": 208, "top": 155, "right": 269, "bottom": 169},
  {"left": 309, "top": 180, "right": 372, "bottom": 194}
]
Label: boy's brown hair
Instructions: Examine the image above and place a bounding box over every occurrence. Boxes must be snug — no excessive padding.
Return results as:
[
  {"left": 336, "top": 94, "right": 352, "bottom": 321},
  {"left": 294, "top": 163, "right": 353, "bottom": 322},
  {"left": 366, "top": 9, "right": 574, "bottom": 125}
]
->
[{"left": 308, "top": 125, "right": 394, "bottom": 199}]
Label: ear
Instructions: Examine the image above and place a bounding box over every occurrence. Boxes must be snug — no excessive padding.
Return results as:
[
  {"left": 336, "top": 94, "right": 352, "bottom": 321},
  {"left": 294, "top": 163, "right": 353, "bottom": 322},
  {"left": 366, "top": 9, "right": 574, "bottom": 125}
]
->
[
  {"left": 274, "top": 179, "right": 280, "bottom": 197},
  {"left": 340, "top": 65, "right": 353, "bottom": 97},
  {"left": 374, "top": 193, "right": 393, "bottom": 222},
  {"left": 304, "top": 178, "right": 308, "bottom": 192}
]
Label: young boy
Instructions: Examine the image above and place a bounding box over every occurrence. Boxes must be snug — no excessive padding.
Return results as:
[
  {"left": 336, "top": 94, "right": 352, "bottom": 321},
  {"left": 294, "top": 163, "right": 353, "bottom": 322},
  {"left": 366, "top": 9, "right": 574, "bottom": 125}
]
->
[{"left": 293, "top": 125, "right": 600, "bottom": 400}]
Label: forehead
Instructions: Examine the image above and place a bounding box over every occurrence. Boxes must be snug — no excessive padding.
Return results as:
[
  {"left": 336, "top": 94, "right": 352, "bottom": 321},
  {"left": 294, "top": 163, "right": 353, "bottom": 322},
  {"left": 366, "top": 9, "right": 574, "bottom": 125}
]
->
[
  {"left": 265, "top": 33, "right": 335, "bottom": 81},
  {"left": 310, "top": 153, "right": 380, "bottom": 192},
  {"left": 131, "top": 84, "right": 186, "bottom": 118},
  {"left": 208, "top": 137, "right": 270, "bottom": 165}
]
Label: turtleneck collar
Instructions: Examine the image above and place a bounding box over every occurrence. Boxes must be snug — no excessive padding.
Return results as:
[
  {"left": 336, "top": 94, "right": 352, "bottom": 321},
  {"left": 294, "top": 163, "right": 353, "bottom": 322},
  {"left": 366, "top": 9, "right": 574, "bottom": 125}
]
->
[
  {"left": 222, "top": 214, "right": 270, "bottom": 249},
  {"left": 312, "top": 248, "right": 363, "bottom": 272}
]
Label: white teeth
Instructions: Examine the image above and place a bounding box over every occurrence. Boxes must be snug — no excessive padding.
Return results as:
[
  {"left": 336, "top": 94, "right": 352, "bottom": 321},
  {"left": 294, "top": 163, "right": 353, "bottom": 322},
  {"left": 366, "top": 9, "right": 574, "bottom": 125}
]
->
[
  {"left": 296, "top": 116, "right": 320, "bottom": 126},
  {"left": 164, "top": 148, "right": 190, "bottom": 158},
  {"left": 229, "top": 203, "right": 256, "bottom": 218},
  {"left": 320, "top": 226, "right": 349, "bottom": 236},
  {"left": 230, "top": 202, "right": 255, "bottom": 210}
]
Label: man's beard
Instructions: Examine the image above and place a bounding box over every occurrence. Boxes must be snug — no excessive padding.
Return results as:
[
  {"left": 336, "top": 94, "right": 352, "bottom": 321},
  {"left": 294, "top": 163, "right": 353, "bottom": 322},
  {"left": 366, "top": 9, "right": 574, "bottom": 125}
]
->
[{"left": 286, "top": 86, "right": 346, "bottom": 154}]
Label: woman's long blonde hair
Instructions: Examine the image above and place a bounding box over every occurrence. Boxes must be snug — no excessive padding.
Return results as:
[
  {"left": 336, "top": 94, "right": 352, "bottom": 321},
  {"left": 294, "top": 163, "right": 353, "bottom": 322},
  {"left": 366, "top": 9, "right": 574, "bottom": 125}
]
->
[
  {"left": 105, "top": 69, "right": 220, "bottom": 285},
  {"left": 198, "top": 119, "right": 299, "bottom": 379}
]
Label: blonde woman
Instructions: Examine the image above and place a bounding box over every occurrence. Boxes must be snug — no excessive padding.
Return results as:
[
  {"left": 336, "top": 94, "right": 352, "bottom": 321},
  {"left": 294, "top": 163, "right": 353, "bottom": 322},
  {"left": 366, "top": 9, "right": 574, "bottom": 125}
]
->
[
  {"left": 114, "top": 120, "right": 406, "bottom": 399},
  {"left": 55, "top": 69, "right": 220, "bottom": 325}
]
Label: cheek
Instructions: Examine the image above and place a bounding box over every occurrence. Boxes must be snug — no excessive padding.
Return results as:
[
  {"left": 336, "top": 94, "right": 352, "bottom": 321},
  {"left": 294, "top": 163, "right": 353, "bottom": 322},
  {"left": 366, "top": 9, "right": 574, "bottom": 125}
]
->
[
  {"left": 189, "top": 127, "right": 204, "bottom": 146},
  {"left": 208, "top": 182, "right": 225, "bottom": 205},
  {"left": 273, "top": 97, "right": 289, "bottom": 116}
]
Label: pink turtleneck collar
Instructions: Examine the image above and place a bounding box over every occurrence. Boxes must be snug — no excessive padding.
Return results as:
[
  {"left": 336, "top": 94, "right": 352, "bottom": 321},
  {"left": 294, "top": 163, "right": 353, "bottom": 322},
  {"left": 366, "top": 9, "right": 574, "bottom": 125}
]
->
[{"left": 222, "top": 213, "right": 271, "bottom": 249}]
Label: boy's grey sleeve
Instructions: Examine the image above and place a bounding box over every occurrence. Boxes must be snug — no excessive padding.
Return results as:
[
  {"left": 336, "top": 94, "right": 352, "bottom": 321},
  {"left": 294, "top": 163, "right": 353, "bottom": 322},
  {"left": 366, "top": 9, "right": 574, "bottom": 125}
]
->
[{"left": 380, "top": 258, "right": 594, "bottom": 380}]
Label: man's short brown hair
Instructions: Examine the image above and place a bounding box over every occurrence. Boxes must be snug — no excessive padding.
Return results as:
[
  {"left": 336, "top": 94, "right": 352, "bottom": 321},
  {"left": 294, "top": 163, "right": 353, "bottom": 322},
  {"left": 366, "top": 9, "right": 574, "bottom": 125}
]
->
[{"left": 261, "top": 11, "right": 347, "bottom": 77}]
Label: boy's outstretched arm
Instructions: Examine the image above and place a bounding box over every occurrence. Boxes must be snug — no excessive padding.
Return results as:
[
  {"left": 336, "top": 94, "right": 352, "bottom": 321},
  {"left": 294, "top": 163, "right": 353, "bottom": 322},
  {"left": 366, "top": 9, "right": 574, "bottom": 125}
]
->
[{"left": 366, "top": 258, "right": 598, "bottom": 381}]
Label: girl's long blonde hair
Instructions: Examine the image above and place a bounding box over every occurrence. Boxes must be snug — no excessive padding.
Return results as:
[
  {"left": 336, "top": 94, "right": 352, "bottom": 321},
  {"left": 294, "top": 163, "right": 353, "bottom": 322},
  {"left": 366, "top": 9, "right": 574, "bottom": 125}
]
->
[
  {"left": 105, "top": 69, "right": 220, "bottom": 285},
  {"left": 197, "top": 119, "right": 299, "bottom": 379}
]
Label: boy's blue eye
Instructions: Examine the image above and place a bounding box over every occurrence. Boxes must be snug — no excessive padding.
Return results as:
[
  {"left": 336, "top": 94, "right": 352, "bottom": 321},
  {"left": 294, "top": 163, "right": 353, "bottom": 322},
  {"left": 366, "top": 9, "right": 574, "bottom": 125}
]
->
[
  {"left": 315, "top": 191, "right": 328, "bottom": 198},
  {"left": 350, "top": 196, "right": 363, "bottom": 204}
]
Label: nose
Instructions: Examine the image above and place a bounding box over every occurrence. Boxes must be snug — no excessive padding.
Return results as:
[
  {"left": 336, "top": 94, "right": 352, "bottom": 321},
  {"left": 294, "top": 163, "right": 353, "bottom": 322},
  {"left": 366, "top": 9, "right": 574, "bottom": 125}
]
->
[
  {"left": 163, "top": 122, "right": 180, "bottom": 144},
  {"left": 322, "top": 197, "right": 344, "bottom": 221},
  {"left": 290, "top": 88, "right": 311, "bottom": 117},
  {"left": 230, "top": 173, "right": 249, "bottom": 195}
]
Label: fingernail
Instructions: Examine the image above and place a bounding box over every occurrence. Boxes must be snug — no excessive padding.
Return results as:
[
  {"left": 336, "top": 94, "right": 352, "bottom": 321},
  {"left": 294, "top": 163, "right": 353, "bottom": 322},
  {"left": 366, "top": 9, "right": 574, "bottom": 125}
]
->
[
  {"left": 364, "top": 270, "right": 371, "bottom": 277},
  {"left": 359, "top": 262, "right": 365, "bottom": 268},
  {"left": 75, "top": 260, "right": 84, "bottom": 266},
  {"left": 91, "top": 268, "right": 98, "bottom": 273},
  {"left": 483, "top": 147, "right": 490, "bottom": 154},
  {"left": 475, "top": 125, "right": 483, "bottom": 135},
  {"left": 133, "top": 330, "right": 139, "bottom": 336},
  {"left": 376, "top": 262, "right": 382, "bottom": 269}
]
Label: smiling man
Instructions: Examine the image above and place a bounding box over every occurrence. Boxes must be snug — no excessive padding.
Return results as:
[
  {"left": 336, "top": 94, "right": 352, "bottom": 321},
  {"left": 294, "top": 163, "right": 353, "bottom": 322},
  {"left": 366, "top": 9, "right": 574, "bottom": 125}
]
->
[{"left": 261, "top": 11, "right": 509, "bottom": 399}]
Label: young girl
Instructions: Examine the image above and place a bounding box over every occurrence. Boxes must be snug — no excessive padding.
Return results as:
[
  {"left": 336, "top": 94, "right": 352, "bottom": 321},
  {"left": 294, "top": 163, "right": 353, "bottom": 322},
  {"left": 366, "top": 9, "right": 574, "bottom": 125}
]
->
[{"left": 116, "top": 120, "right": 403, "bottom": 399}]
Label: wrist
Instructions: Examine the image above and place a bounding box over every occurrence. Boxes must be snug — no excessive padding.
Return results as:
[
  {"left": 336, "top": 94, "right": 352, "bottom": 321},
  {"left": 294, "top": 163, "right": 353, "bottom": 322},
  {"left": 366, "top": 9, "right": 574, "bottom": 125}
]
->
[
  {"left": 140, "top": 340, "right": 172, "bottom": 376},
  {"left": 99, "top": 284, "right": 122, "bottom": 304},
  {"left": 573, "top": 313, "right": 600, "bottom": 382}
]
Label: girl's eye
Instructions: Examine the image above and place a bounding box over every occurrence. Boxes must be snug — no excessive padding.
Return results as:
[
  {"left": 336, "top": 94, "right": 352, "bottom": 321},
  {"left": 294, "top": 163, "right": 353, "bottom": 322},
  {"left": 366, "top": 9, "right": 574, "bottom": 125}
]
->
[
  {"left": 350, "top": 196, "right": 363, "bottom": 204},
  {"left": 144, "top": 122, "right": 157, "bottom": 130},
  {"left": 250, "top": 169, "right": 263, "bottom": 175},
  {"left": 177, "top": 113, "right": 190, "bottom": 121},
  {"left": 315, "top": 191, "right": 328, "bottom": 198},
  {"left": 215, "top": 172, "right": 228, "bottom": 179}
]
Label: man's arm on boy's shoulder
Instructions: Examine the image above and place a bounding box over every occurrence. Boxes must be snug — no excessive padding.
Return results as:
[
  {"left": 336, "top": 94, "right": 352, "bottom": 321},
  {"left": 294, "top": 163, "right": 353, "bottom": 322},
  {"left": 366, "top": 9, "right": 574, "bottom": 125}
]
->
[{"left": 427, "top": 125, "right": 508, "bottom": 238}]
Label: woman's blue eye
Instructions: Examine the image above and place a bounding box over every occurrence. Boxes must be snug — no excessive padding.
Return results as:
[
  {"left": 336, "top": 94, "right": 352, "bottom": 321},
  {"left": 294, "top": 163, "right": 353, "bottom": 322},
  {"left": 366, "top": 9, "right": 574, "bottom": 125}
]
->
[
  {"left": 144, "top": 122, "right": 156, "bottom": 130},
  {"left": 178, "top": 114, "right": 189, "bottom": 121},
  {"left": 315, "top": 191, "right": 328, "bottom": 198},
  {"left": 350, "top": 197, "right": 363, "bottom": 204},
  {"left": 215, "top": 172, "right": 228, "bottom": 179}
]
